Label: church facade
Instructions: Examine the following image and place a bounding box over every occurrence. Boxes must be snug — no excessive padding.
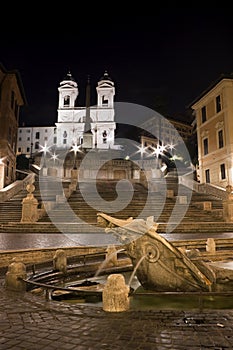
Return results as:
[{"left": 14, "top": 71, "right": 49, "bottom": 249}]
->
[{"left": 17, "top": 71, "right": 120, "bottom": 157}]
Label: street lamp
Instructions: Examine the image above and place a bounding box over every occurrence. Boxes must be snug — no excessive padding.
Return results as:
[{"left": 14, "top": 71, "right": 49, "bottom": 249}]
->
[
  {"left": 0, "top": 157, "right": 5, "bottom": 190},
  {"left": 50, "top": 152, "right": 59, "bottom": 165},
  {"left": 39, "top": 143, "right": 51, "bottom": 169},
  {"left": 152, "top": 144, "right": 162, "bottom": 169},
  {"left": 137, "top": 144, "right": 148, "bottom": 170},
  {"left": 30, "top": 142, "right": 33, "bottom": 159},
  {"left": 70, "top": 143, "right": 82, "bottom": 169}
]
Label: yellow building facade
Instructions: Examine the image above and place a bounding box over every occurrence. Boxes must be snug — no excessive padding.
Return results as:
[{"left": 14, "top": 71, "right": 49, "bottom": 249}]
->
[
  {"left": 190, "top": 74, "right": 233, "bottom": 188},
  {"left": 0, "top": 63, "right": 26, "bottom": 188}
]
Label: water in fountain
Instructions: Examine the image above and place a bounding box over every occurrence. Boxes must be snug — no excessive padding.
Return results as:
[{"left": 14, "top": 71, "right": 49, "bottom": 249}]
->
[
  {"left": 94, "top": 246, "right": 126, "bottom": 277},
  {"left": 127, "top": 255, "right": 146, "bottom": 289}
]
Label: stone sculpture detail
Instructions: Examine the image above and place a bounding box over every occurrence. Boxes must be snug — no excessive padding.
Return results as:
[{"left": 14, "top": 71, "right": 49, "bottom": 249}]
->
[{"left": 97, "top": 213, "right": 233, "bottom": 292}]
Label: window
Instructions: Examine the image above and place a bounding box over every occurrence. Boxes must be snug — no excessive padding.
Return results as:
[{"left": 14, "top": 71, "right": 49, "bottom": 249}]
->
[
  {"left": 64, "top": 95, "right": 70, "bottom": 107},
  {"left": 18, "top": 147, "right": 21, "bottom": 152},
  {"left": 35, "top": 141, "right": 40, "bottom": 149},
  {"left": 26, "top": 147, "right": 30, "bottom": 153},
  {"left": 203, "top": 138, "right": 208, "bottom": 155},
  {"left": 27, "top": 137, "right": 30, "bottom": 141},
  {"left": 218, "top": 130, "right": 224, "bottom": 148},
  {"left": 35, "top": 132, "right": 40, "bottom": 139},
  {"left": 102, "top": 96, "right": 108, "bottom": 105},
  {"left": 102, "top": 130, "right": 107, "bottom": 143},
  {"left": 18, "top": 137, "right": 21, "bottom": 141},
  {"left": 201, "top": 106, "right": 206, "bottom": 123},
  {"left": 53, "top": 137, "right": 57, "bottom": 144},
  {"left": 220, "top": 164, "right": 226, "bottom": 180},
  {"left": 205, "top": 169, "right": 210, "bottom": 183},
  {"left": 216, "top": 95, "right": 221, "bottom": 113}
]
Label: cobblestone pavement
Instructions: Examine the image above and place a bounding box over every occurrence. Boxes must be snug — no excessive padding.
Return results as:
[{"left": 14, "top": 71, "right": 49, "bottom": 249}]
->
[{"left": 0, "top": 277, "right": 233, "bottom": 350}]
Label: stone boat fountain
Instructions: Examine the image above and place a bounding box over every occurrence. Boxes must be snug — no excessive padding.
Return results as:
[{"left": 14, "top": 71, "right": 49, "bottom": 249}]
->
[
  {"left": 6, "top": 212, "right": 233, "bottom": 313},
  {"left": 97, "top": 212, "right": 233, "bottom": 293}
]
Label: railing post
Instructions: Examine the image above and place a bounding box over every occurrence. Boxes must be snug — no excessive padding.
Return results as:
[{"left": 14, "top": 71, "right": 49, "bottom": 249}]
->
[{"left": 45, "top": 288, "right": 51, "bottom": 300}]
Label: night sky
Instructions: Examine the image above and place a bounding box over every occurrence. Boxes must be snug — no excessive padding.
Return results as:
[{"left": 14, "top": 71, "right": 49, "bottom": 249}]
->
[{"left": 1, "top": 11, "right": 232, "bottom": 127}]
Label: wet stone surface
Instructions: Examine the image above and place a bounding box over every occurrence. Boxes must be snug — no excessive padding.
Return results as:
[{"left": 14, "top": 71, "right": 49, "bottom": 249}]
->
[{"left": 1, "top": 277, "right": 233, "bottom": 349}]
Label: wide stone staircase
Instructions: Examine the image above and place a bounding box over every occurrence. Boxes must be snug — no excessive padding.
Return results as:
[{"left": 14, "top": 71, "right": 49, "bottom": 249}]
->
[{"left": 1, "top": 172, "right": 233, "bottom": 234}]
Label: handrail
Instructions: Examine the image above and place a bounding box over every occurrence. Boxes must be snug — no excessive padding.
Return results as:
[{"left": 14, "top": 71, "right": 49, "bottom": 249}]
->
[
  {"left": 0, "top": 172, "right": 35, "bottom": 202},
  {"left": 179, "top": 174, "right": 227, "bottom": 200}
]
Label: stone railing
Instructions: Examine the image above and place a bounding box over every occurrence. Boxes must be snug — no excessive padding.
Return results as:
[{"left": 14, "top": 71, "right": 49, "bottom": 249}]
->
[
  {"left": 198, "top": 183, "right": 228, "bottom": 200},
  {"left": 0, "top": 172, "right": 35, "bottom": 202},
  {"left": 179, "top": 174, "right": 227, "bottom": 200}
]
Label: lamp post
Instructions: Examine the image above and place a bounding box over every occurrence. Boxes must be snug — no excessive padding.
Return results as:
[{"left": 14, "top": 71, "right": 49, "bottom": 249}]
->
[
  {"left": 71, "top": 143, "right": 82, "bottom": 169},
  {"left": 39, "top": 143, "right": 50, "bottom": 175},
  {"left": 0, "top": 158, "right": 5, "bottom": 190},
  {"left": 30, "top": 142, "right": 33, "bottom": 158},
  {"left": 138, "top": 144, "right": 147, "bottom": 171},
  {"left": 153, "top": 144, "right": 161, "bottom": 169},
  {"left": 70, "top": 143, "right": 82, "bottom": 187}
]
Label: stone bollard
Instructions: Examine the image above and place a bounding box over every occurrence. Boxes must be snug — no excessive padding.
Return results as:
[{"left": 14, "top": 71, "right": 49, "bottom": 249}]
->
[
  {"left": 5, "top": 258, "right": 27, "bottom": 292},
  {"left": 166, "top": 189, "right": 174, "bottom": 198},
  {"left": 223, "top": 184, "right": 233, "bottom": 222},
  {"left": 53, "top": 249, "right": 67, "bottom": 273},
  {"left": 21, "top": 183, "right": 39, "bottom": 223},
  {"left": 105, "top": 245, "right": 118, "bottom": 267},
  {"left": 102, "top": 273, "right": 130, "bottom": 312},
  {"left": 206, "top": 238, "right": 216, "bottom": 253}
]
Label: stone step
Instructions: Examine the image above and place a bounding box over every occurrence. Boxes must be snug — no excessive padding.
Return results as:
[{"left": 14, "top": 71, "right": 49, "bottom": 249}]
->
[{"left": 1, "top": 221, "right": 233, "bottom": 234}]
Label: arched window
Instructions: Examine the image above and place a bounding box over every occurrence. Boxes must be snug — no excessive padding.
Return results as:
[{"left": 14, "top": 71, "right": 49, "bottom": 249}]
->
[
  {"left": 102, "top": 95, "right": 108, "bottom": 106},
  {"left": 63, "top": 95, "right": 70, "bottom": 107},
  {"left": 102, "top": 130, "right": 107, "bottom": 144}
]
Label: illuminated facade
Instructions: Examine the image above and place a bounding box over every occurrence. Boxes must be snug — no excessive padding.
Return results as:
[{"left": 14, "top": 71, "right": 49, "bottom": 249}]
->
[
  {"left": 0, "top": 63, "right": 26, "bottom": 187},
  {"left": 140, "top": 116, "right": 193, "bottom": 148},
  {"left": 17, "top": 71, "right": 120, "bottom": 156},
  {"left": 190, "top": 73, "right": 233, "bottom": 188}
]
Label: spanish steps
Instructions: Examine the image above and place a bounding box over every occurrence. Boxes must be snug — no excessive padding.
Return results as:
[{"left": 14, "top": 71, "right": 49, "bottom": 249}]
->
[{"left": 1, "top": 170, "right": 233, "bottom": 235}]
